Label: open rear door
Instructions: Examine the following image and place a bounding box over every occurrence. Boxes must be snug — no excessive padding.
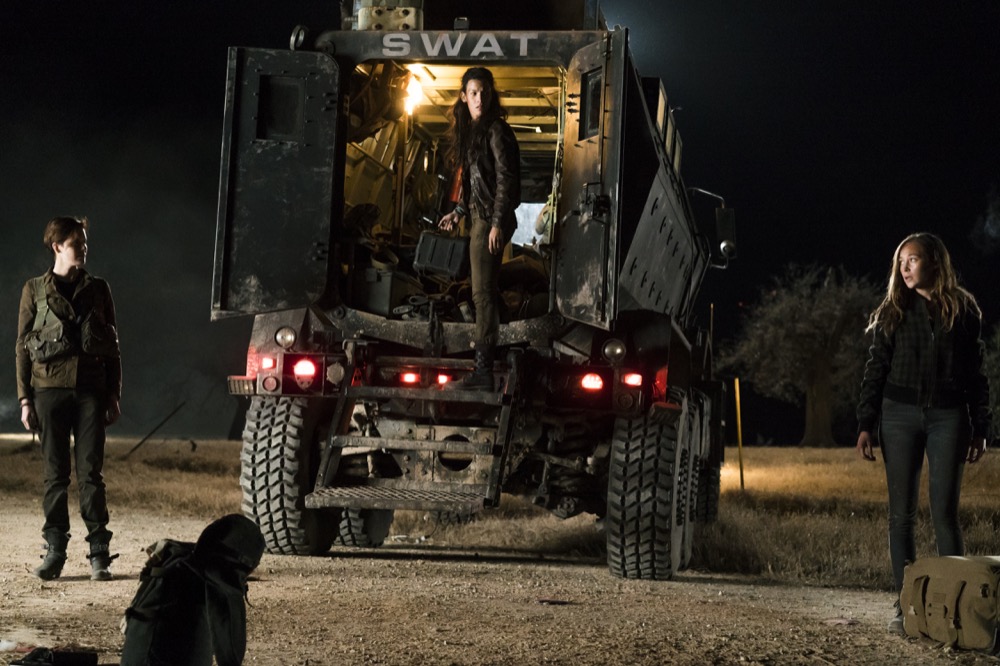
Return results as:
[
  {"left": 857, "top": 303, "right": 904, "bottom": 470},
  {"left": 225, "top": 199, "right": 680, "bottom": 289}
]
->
[
  {"left": 212, "top": 48, "right": 341, "bottom": 319},
  {"left": 554, "top": 30, "right": 627, "bottom": 329}
]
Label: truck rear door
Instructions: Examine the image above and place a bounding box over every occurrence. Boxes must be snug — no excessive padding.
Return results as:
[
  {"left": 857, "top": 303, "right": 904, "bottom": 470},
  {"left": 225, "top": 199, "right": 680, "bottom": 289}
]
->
[
  {"left": 554, "top": 30, "right": 627, "bottom": 329},
  {"left": 212, "top": 48, "right": 341, "bottom": 319}
]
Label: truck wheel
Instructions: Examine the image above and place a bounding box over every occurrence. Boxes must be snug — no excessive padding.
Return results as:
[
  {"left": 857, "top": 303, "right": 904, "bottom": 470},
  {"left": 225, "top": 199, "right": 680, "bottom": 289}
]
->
[
  {"left": 695, "top": 460, "right": 721, "bottom": 523},
  {"left": 335, "top": 508, "right": 394, "bottom": 547},
  {"left": 240, "top": 396, "right": 338, "bottom": 555},
  {"left": 676, "top": 403, "right": 699, "bottom": 572},
  {"left": 606, "top": 411, "right": 687, "bottom": 581}
]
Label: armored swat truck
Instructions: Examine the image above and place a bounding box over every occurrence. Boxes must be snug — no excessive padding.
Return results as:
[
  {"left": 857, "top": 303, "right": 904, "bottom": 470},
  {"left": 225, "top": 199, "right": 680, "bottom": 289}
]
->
[{"left": 212, "top": 0, "right": 736, "bottom": 580}]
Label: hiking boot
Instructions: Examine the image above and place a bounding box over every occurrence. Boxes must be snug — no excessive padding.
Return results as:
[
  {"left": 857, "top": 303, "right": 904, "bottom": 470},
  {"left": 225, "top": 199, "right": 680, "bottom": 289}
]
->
[
  {"left": 887, "top": 600, "right": 905, "bottom": 636},
  {"left": 88, "top": 543, "right": 118, "bottom": 581},
  {"left": 452, "top": 348, "right": 494, "bottom": 391},
  {"left": 33, "top": 543, "right": 67, "bottom": 581}
]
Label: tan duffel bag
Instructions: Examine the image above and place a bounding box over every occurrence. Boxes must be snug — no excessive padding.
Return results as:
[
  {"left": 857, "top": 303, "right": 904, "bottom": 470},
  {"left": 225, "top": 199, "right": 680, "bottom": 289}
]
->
[{"left": 901, "top": 555, "right": 1000, "bottom": 653}]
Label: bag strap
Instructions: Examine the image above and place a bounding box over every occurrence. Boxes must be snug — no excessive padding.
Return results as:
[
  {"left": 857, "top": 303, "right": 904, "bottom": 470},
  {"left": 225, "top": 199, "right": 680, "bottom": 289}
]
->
[
  {"left": 31, "top": 277, "right": 50, "bottom": 331},
  {"left": 910, "top": 575, "right": 930, "bottom": 637}
]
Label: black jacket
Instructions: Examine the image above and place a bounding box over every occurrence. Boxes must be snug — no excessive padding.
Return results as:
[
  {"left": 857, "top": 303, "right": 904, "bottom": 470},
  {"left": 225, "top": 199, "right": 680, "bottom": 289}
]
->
[
  {"left": 856, "top": 295, "right": 991, "bottom": 439},
  {"left": 461, "top": 118, "right": 520, "bottom": 237}
]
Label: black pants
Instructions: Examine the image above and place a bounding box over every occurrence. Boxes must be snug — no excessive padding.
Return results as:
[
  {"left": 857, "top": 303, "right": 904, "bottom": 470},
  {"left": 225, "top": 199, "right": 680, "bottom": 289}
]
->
[
  {"left": 880, "top": 398, "right": 969, "bottom": 595},
  {"left": 34, "top": 388, "right": 112, "bottom": 546}
]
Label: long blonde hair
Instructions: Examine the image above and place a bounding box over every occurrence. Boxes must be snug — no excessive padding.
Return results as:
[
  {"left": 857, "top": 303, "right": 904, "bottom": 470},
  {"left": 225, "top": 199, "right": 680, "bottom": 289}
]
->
[{"left": 866, "top": 232, "right": 980, "bottom": 335}]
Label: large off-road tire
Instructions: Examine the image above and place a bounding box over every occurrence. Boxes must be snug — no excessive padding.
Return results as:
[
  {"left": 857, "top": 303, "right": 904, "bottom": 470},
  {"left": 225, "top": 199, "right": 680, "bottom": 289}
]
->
[
  {"left": 240, "top": 396, "right": 338, "bottom": 556},
  {"left": 695, "top": 460, "right": 721, "bottom": 523},
  {"left": 676, "top": 401, "right": 700, "bottom": 572},
  {"left": 606, "top": 409, "right": 688, "bottom": 581},
  {"left": 334, "top": 508, "right": 394, "bottom": 547}
]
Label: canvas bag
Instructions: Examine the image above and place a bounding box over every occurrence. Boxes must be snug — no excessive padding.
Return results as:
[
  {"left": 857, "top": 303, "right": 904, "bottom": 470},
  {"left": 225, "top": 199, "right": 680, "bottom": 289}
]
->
[
  {"left": 120, "top": 514, "right": 266, "bottom": 666},
  {"left": 901, "top": 555, "right": 1000, "bottom": 653}
]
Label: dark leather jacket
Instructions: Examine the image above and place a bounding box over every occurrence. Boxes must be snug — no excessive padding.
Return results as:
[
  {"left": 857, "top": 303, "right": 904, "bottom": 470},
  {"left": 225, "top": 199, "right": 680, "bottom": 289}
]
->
[
  {"left": 461, "top": 118, "right": 520, "bottom": 237},
  {"left": 856, "top": 296, "right": 991, "bottom": 438},
  {"left": 15, "top": 269, "right": 122, "bottom": 402}
]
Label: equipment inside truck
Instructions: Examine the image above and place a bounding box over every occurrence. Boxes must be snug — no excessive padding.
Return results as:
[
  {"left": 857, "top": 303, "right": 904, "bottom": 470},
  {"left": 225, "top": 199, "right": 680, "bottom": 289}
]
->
[{"left": 340, "top": 60, "right": 561, "bottom": 324}]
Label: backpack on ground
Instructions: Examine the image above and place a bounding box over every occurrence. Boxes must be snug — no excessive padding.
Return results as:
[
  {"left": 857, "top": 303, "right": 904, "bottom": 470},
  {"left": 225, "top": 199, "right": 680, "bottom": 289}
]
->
[
  {"left": 901, "top": 555, "right": 1000, "bottom": 654},
  {"left": 120, "top": 514, "right": 266, "bottom": 666}
]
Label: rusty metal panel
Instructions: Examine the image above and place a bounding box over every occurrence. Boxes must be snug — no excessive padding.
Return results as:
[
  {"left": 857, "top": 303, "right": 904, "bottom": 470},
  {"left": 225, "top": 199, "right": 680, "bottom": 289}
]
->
[
  {"left": 212, "top": 48, "right": 341, "bottom": 319},
  {"left": 554, "top": 29, "right": 627, "bottom": 329}
]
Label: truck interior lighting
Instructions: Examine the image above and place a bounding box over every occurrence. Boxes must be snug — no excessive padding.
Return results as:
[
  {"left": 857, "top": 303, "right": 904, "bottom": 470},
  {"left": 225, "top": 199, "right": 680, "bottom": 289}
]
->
[
  {"left": 581, "top": 373, "right": 604, "bottom": 391},
  {"left": 622, "top": 373, "right": 642, "bottom": 387},
  {"left": 292, "top": 359, "right": 317, "bottom": 378}
]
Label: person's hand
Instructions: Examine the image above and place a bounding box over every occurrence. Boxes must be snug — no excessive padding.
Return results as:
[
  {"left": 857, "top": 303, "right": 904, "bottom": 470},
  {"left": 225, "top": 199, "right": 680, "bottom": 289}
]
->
[
  {"left": 105, "top": 396, "right": 121, "bottom": 426},
  {"left": 438, "top": 211, "right": 460, "bottom": 232},
  {"left": 20, "top": 403, "right": 38, "bottom": 432},
  {"left": 856, "top": 431, "right": 876, "bottom": 461},
  {"left": 967, "top": 436, "right": 987, "bottom": 464},
  {"left": 488, "top": 226, "right": 503, "bottom": 255}
]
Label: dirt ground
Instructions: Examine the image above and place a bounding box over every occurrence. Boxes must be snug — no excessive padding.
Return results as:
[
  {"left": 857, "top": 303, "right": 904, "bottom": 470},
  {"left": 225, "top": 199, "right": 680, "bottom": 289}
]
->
[{"left": 3, "top": 495, "right": 999, "bottom": 665}]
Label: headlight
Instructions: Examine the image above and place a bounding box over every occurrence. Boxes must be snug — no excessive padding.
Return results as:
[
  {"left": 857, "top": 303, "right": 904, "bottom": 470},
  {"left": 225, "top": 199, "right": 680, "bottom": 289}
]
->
[
  {"left": 602, "top": 339, "right": 626, "bottom": 363},
  {"left": 275, "top": 327, "right": 297, "bottom": 349}
]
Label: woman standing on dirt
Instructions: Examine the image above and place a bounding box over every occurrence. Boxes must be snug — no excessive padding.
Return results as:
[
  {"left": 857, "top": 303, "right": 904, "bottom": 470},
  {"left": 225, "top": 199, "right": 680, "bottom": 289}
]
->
[
  {"left": 856, "top": 232, "right": 990, "bottom": 635},
  {"left": 15, "top": 216, "right": 122, "bottom": 581},
  {"left": 438, "top": 66, "right": 520, "bottom": 390}
]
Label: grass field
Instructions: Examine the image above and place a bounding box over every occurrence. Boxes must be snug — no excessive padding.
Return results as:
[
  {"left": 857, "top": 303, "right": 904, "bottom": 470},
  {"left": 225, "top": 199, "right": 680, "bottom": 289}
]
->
[{"left": 3, "top": 434, "right": 998, "bottom": 592}]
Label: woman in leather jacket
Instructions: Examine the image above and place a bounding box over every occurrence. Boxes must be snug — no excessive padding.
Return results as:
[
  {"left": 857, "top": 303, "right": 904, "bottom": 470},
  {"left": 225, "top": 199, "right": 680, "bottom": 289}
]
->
[
  {"left": 439, "top": 67, "right": 520, "bottom": 390},
  {"left": 856, "top": 232, "right": 990, "bottom": 635},
  {"left": 15, "top": 216, "right": 122, "bottom": 581}
]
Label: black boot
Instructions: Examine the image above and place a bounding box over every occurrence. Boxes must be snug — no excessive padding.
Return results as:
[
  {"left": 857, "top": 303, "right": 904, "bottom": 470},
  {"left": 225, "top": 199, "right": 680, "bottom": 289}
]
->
[
  {"left": 88, "top": 542, "right": 118, "bottom": 581},
  {"left": 459, "top": 348, "right": 495, "bottom": 391},
  {"left": 33, "top": 538, "right": 68, "bottom": 581}
]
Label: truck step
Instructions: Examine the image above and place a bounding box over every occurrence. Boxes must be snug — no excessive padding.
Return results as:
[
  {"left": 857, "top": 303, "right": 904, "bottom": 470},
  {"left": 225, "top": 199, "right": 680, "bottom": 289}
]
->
[
  {"left": 305, "top": 485, "right": 486, "bottom": 513},
  {"left": 330, "top": 435, "right": 495, "bottom": 455},
  {"left": 345, "top": 385, "right": 506, "bottom": 404}
]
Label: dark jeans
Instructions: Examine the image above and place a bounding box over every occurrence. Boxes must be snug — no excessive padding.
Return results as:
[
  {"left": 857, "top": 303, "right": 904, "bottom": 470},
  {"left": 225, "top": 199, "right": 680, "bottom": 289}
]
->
[
  {"left": 469, "top": 213, "right": 505, "bottom": 348},
  {"left": 34, "top": 388, "right": 112, "bottom": 547},
  {"left": 880, "top": 398, "right": 969, "bottom": 594}
]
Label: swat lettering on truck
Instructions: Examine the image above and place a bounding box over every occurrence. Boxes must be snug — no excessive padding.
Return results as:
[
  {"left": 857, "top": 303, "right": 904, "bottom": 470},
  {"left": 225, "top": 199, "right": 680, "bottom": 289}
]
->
[{"left": 212, "top": 0, "right": 736, "bottom": 580}]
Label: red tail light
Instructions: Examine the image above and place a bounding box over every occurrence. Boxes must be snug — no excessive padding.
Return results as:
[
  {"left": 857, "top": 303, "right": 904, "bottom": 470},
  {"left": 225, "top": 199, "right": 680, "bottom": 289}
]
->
[
  {"left": 622, "top": 372, "right": 642, "bottom": 387},
  {"left": 260, "top": 356, "right": 276, "bottom": 370},
  {"left": 401, "top": 372, "right": 420, "bottom": 384},
  {"left": 437, "top": 374, "right": 451, "bottom": 385},
  {"left": 581, "top": 373, "right": 604, "bottom": 391},
  {"left": 292, "top": 359, "right": 317, "bottom": 378}
]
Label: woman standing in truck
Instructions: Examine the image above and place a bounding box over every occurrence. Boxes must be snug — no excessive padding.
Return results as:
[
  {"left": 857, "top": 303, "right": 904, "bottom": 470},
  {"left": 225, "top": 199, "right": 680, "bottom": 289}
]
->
[
  {"left": 855, "top": 232, "right": 990, "bottom": 635},
  {"left": 16, "top": 216, "right": 122, "bottom": 581},
  {"left": 438, "top": 66, "right": 520, "bottom": 390}
]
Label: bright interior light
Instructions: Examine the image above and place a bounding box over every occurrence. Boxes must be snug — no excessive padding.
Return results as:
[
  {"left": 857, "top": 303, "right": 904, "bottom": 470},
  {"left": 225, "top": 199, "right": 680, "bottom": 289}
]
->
[
  {"left": 292, "top": 359, "right": 317, "bottom": 378},
  {"left": 581, "top": 373, "right": 604, "bottom": 391},
  {"left": 401, "top": 372, "right": 420, "bottom": 384},
  {"left": 405, "top": 75, "right": 423, "bottom": 114},
  {"left": 437, "top": 374, "right": 451, "bottom": 385},
  {"left": 622, "top": 373, "right": 643, "bottom": 387},
  {"left": 260, "top": 356, "right": 276, "bottom": 370}
]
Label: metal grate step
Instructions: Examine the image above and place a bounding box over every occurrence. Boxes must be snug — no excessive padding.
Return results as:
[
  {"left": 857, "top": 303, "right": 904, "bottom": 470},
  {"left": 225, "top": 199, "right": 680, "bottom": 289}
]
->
[
  {"left": 345, "top": 385, "right": 506, "bottom": 404},
  {"left": 330, "top": 435, "right": 495, "bottom": 455},
  {"left": 306, "top": 485, "right": 486, "bottom": 513}
]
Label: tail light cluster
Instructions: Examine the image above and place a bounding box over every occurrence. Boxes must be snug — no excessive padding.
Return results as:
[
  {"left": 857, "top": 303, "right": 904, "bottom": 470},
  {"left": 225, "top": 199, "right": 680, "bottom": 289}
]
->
[
  {"left": 255, "top": 353, "right": 348, "bottom": 395},
  {"left": 554, "top": 366, "right": 647, "bottom": 415}
]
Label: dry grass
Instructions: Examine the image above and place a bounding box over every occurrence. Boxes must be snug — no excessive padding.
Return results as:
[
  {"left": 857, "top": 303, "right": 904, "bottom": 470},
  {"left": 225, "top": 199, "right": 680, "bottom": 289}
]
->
[{"left": 4, "top": 434, "right": 999, "bottom": 590}]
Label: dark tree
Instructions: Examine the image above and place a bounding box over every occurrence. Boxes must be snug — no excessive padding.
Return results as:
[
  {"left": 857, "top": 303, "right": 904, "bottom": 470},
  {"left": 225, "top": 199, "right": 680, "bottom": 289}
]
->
[{"left": 720, "top": 265, "right": 879, "bottom": 446}]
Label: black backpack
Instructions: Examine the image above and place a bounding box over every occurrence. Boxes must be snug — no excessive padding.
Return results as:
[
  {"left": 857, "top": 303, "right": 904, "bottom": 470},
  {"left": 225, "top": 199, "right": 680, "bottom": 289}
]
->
[{"left": 120, "top": 514, "right": 266, "bottom": 666}]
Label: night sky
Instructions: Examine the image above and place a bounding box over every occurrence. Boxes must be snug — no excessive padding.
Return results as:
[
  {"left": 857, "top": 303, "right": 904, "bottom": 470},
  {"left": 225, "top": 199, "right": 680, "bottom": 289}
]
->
[{"left": 2, "top": 1, "right": 998, "bottom": 440}]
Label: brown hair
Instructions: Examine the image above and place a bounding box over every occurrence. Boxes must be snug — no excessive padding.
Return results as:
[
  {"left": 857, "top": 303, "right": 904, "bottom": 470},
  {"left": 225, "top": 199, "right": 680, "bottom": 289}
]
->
[
  {"left": 43, "top": 216, "right": 89, "bottom": 256},
  {"left": 866, "top": 232, "right": 980, "bottom": 335},
  {"left": 444, "top": 67, "right": 508, "bottom": 172}
]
